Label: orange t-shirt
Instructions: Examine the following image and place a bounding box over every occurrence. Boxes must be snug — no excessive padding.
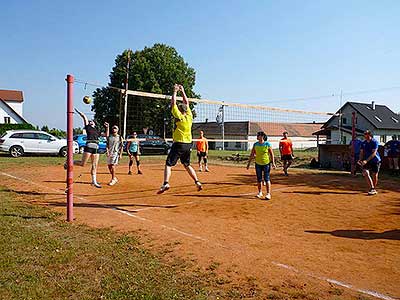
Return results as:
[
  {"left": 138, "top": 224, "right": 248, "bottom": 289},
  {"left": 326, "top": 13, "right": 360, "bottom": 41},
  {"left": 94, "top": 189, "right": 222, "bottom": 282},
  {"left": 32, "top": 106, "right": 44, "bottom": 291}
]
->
[
  {"left": 196, "top": 138, "right": 208, "bottom": 152},
  {"left": 279, "top": 138, "right": 293, "bottom": 155}
]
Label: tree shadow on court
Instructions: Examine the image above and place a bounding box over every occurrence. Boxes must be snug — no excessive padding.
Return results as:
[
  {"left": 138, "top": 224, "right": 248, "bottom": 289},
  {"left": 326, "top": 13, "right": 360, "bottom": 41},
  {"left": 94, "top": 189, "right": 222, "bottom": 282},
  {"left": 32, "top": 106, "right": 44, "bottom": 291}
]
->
[
  {"left": 3, "top": 188, "right": 62, "bottom": 196},
  {"left": 305, "top": 229, "right": 400, "bottom": 241},
  {"left": 175, "top": 194, "right": 255, "bottom": 200}
]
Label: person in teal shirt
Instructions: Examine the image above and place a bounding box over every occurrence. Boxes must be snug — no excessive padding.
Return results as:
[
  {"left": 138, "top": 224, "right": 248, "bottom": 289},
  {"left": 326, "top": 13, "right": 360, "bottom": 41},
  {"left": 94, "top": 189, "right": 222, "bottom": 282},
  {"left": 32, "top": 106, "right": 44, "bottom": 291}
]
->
[{"left": 247, "top": 131, "right": 276, "bottom": 200}]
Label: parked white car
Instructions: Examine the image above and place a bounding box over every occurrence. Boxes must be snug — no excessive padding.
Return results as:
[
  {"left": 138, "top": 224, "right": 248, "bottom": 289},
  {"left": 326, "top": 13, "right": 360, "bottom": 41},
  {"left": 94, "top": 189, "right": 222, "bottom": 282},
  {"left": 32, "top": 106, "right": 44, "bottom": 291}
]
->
[{"left": 0, "top": 130, "right": 79, "bottom": 157}]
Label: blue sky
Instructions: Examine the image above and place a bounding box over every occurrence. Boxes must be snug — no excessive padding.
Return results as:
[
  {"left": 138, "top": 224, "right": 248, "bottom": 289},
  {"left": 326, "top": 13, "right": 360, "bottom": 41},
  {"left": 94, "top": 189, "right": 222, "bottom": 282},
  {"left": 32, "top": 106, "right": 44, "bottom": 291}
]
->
[{"left": 1, "top": 0, "right": 399, "bottom": 129}]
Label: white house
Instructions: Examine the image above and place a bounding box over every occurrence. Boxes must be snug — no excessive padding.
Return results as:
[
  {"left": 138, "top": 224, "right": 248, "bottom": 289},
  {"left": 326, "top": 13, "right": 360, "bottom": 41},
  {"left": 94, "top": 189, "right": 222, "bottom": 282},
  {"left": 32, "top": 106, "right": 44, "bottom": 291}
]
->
[
  {"left": 192, "top": 121, "right": 323, "bottom": 151},
  {"left": 0, "top": 89, "right": 27, "bottom": 124},
  {"left": 314, "top": 101, "right": 400, "bottom": 145}
]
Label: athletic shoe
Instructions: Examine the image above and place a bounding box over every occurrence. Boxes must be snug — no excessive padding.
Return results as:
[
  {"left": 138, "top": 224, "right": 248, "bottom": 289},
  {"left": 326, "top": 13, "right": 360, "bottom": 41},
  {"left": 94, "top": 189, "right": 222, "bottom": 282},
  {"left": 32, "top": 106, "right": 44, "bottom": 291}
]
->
[
  {"left": 196, "top": 181, "right": 203, "bottom": 191},
  {"left": 205, "top": 168, "right": 210, "bottom": 172},
  {"left": 128, "top": 171, "right": 132, "bottom": 175},
  {"left": 92, "top": 182, "right": 102, "bottom": 188},
  {"left": 63, "top": 161, "right": 68, "bottom": 170},
  {"left": 265, "top": 193, "right": 271, "bottom": 200},
  {"left": 199, "top": 167, "right": 202, "bottom": 172},
  {"left": 256, "top": 192, "right": 263, "bottom": 199},
  {"left": 157, "top": 183, "right": 170, "bottom": 194},
  {"left": 108, "top": 178, "right": 118, "bottom": 186},
  {"left": 368, "top": 189, "right": 378, "bottom": 195},
  {"left": 138, "top": 170, "right": 143, "bottom": 175}
]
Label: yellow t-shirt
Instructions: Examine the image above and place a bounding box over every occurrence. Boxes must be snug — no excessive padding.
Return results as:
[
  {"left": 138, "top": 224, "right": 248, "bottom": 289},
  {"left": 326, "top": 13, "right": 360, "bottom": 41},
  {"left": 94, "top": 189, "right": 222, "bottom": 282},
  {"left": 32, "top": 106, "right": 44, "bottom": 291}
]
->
[
  {"left": 254, "top": 141, "right": 271, "bottom": 165},
  {"left": 172, "top": 104, "right": 192, "bottom": 143}
]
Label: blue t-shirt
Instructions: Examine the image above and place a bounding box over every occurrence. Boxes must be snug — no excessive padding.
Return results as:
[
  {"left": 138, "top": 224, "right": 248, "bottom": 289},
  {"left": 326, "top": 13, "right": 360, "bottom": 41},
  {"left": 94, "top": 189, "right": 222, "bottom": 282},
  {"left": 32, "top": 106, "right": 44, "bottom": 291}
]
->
[
  {"left": 350, "top": 139, "right": 362, "bottom": 155},
  {"left": 361, "top": 139, "right": 381, "bottom": 163},
  {"left": 385, "top": 140, "right": 400, "bottom": 156}
]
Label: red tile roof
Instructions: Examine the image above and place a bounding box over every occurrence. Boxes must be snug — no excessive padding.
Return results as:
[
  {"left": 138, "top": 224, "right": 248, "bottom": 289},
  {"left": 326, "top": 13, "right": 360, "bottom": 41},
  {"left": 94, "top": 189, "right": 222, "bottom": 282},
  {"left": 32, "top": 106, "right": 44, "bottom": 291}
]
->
[
  {"left": 250, "top": 122, "right": 323, "bottom": 137},
  {"left": 0, "top": 90, "right": 24, "bottom": 102}
]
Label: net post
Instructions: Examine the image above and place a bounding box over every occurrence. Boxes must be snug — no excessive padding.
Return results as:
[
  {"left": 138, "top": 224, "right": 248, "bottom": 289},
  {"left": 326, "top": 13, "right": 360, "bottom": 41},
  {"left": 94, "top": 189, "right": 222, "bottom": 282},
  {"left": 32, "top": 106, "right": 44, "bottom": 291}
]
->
[
  {"left": 351, "top": 111, "right": 356, "bottom": 175},
  {"left": 66, "top": 74, "right": 74, "bottom": 222}
]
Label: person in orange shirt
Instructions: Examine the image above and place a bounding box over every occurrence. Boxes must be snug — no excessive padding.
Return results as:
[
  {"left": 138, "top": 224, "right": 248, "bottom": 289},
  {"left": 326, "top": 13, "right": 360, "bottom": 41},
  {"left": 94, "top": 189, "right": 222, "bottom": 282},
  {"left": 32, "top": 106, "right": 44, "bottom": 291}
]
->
[
  {"left": 279, "top": 131, "right": 294, "bottom": 176},
  {"left": 196, "top": 130, "right": 209, "bottom": 172}
]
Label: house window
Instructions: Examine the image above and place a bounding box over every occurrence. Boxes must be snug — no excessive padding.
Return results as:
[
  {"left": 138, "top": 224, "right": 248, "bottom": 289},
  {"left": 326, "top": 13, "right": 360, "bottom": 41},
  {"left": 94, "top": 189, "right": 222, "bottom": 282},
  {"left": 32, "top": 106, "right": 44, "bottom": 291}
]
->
[
  {"left": 342, "top": 136, "right": 347, "bottom": 144},
  {"left": 391, "top": 117, "right": 399, "bottom": 123},
  {"left": 235, "top": 142, "right": 242, "bottom": 148},
  {"left": 4, "top": 117, "right": 11, "bottom": 124},
  {"left": 342, "top": 118, "right": 347, "bottom": 125}
]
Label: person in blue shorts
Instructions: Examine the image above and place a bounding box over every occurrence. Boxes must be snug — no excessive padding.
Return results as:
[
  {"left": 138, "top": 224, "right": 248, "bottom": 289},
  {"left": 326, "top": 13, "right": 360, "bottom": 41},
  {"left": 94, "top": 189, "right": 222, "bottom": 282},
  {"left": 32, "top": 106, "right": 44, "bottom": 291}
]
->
[
  {"left": 358, "top": 130, "right": 381, "bottom": 195},
  {"left": 247, "top": 131, "right": 276, "bottom": 200}
]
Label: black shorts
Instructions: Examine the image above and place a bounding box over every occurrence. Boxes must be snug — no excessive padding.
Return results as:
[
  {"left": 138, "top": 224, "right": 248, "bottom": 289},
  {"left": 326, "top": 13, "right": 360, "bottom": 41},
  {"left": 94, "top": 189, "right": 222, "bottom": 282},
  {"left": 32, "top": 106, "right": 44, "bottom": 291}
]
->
[
  {"left": 84, "top": 146, "right": 99, "bottom": 154},
  {"left": 129, "top": 152, "right": 139, "bottom": 157},
  {"left": 363, "top": 161, "right": 381, "bottom": 174},
  {"left": 166, "top": 142, "right": 192, "bottom": 167},
  {"left": 281, "top": 154, "right": 293, "bottom": 161},
  {"left": 197, "top": 151, "right": 207, "bottom": 157}
]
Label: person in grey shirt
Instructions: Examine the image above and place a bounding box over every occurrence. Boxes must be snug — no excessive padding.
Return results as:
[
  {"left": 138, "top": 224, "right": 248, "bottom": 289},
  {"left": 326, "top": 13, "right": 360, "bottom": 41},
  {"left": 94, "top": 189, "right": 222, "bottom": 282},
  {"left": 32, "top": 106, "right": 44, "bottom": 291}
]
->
[{"left": 104, "top": 122, "right": 123, "bottom": 186}]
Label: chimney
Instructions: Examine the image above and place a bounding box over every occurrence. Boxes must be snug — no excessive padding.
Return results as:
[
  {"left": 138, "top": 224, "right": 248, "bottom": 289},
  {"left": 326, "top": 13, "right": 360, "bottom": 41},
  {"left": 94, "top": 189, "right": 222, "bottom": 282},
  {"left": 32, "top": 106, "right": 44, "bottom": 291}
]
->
[{"left": 371, "top": 101, "right": 375, "bottom": 110}]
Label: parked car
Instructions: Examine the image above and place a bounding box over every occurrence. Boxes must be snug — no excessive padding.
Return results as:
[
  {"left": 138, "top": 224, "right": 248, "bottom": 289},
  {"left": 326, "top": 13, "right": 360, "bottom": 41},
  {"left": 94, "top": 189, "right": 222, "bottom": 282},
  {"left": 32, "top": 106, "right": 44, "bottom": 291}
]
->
[
  {"left": 124, "top": 134, "right": 170, "bottom": 155},
  {"left": 73, "top": 134, "right": 107, "bottom": 154},
  {"left": 0, "top": 130, "right": 79, "bottom": 157}
]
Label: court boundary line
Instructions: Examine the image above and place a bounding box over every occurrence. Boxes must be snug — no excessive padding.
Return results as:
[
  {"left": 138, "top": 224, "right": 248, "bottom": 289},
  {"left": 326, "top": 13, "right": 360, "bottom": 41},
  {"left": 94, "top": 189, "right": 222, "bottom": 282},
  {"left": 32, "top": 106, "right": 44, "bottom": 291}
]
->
[{"left": 0, "top": 171, "right": 397, "bottom": 300}]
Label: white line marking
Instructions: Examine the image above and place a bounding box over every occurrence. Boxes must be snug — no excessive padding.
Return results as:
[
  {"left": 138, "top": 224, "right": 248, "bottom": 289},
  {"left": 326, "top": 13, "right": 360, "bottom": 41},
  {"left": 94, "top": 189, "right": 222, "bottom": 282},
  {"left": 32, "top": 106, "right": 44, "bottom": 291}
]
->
[{"left": 1, "top": 171, "right": 397, "bottom": 300}]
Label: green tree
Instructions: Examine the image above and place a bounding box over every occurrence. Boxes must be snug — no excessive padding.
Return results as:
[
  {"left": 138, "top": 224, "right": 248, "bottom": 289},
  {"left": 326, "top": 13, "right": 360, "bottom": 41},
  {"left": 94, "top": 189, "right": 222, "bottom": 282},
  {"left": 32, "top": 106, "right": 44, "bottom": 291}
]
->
[
  {"left": 92, "top": 43, "right": 199, "bottom": 137},
  {"left": 41, "top": 125, "right": 49, "bottom": 132}
]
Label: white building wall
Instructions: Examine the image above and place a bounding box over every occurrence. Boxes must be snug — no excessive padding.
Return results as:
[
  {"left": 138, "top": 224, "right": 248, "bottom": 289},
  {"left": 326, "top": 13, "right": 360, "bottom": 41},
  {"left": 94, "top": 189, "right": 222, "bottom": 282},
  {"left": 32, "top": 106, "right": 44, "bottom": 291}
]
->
[
  {"left": 0, "top": 101, "right": 24, "bottom": 124},
  {"left": 248, "top": 136, "right": 319, "bottom": 150},
  {"left": 6, "top": 101, "right": 23, "bottom": 116}
]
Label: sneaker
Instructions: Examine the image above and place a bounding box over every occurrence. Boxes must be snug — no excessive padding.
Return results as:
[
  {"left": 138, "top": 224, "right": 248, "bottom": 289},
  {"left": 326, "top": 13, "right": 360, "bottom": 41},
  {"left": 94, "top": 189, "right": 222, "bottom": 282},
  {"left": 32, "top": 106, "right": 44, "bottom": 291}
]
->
[
  {"left": 368, "top": 189, "right": 378, "bottom": 195},
  {"left": 108, "top": 178, "right": 118, "bottom": 186},
  {"left": 196, "top": 181, "right": 203, "bottom": 191},
  {"left": 256, "top": 192, "right": 263, "bottom": 199},
  {"left": 138, "top": 170, "right": 143, "bottom": 175},
  {"left": 128, "top": 171, "right": 132, "bottom": 175},
  {"left": 205, "top": 168, "right": 210, "bottom": 172},
  {"left": 63, "top": 161, "right": 68, "bottom": 170},
  {"left": 92, "top": 182, "right": 102, "bottom": 188},
  {"left": 157, "top": 183, "right": 170, "bottom": 194},
  {"left": 265, "top": 193, "right": 271, "bottom": 200},
  {"left": 199, "top": 167, "right": 202, "bottom": 172}
]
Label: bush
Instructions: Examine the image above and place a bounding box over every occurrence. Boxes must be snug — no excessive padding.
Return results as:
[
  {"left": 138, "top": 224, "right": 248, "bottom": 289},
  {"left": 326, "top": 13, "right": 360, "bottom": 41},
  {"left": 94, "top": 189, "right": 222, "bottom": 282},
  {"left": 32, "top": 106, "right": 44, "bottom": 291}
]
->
[{"left": 0, "top": 123, "right": 37, "bottom": 136}]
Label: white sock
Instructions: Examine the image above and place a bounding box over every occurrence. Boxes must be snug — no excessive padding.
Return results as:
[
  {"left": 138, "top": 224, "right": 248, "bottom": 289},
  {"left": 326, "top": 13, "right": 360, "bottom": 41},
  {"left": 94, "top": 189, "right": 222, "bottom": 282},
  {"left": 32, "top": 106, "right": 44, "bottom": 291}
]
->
[{"left": 92, "top": 174, "right": 97, "bottom": 183}]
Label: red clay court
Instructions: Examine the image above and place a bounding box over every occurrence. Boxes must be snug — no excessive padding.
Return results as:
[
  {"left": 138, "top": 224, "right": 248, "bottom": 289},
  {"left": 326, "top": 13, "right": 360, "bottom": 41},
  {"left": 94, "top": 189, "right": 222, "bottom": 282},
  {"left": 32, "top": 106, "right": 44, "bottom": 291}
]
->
[{"left": 1, "top": 161, "right": 399, "bottom": 299}]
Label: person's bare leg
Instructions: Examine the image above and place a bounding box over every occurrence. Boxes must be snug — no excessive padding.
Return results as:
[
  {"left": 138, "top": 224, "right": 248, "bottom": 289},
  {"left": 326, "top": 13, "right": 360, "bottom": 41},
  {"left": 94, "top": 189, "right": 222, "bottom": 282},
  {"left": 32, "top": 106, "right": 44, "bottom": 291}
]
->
[
  {"left": 362, "top": 169, "right": 373, "bottom": 190},
  {"left": 257, "top": 182, "right": 262, "bottom": 194},
  {"left": 108, "top": 165, "right": 113, "bottom": 180},
  {"left": 135, "top": 156, "right": 142, "bottom": 173},
  {"left": 90, "top": 154, "right": 101, "bottom": 187},
  {"left": 372, "top": 172, "right": 378, "bottom": 189},
  {"left": 185, "top": 165, "right": 199, "bottom": 182},
  {"left": 74, "top": 152, "right": 91, "bottom": 167},
  {"left": 163, "top": 165, "right": 172, "bottom": 183}
]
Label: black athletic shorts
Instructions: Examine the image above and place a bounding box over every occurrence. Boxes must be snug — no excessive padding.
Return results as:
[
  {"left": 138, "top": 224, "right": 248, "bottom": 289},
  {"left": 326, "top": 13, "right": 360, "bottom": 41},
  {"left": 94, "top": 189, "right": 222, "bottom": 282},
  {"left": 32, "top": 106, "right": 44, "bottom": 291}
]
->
[
  {"left": 166, "top": 142, "right": 192, "bottom": 167},
  {"left": 197, "top": 151, "right": 207, "bottom": 157},
  {"left": 363, "top": 161, "right": 381, "bottom": 174},
  {"left": 129, "top": 152, "right": 138, "bottom": 157},
  {"left": 84, "top": 146, "right": 99, "bottom": 154},
  {"left": 281, "top": 154, "right": 293, "bottom": 161}
]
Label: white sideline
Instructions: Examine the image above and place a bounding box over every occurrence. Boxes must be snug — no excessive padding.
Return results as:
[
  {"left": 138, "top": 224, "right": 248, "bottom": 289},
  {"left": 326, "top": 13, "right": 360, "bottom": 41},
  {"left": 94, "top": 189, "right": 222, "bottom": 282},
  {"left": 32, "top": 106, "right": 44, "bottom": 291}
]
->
[{"left": 0, "top": 171, "right": 397, "bottom": 300}]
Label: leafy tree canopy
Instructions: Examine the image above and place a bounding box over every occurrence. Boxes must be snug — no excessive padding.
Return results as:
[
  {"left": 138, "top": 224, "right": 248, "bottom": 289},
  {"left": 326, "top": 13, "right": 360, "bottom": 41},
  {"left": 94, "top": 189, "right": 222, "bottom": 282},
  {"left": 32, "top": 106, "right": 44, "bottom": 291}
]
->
[{"left": 92, "top": 43, "right": 199, "bottom": 137}]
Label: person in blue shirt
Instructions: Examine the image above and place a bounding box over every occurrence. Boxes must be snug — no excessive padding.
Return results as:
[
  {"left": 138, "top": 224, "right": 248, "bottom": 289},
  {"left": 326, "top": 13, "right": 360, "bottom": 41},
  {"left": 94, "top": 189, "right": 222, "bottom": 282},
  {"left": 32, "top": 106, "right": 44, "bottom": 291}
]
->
[
  {"left": 246, "top": 131, "right": 276, "bottom": 200},
  {"left": 126, "top": 132, "right": 143, "bottom": 175},
  {"left": 358, "top": 130, "right": 381, "bottom": 195},
  {"left": 384, "top": 135, "right": 400, "bottom": 175},
  {"left": 349, "top": 138, "right": 363, "bottom": 175}
]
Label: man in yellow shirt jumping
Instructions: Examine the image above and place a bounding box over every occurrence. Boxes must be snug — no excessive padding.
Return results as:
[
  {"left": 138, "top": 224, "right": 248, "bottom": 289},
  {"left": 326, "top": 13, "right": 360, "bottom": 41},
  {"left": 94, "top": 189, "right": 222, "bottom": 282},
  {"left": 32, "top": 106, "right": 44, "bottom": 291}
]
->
[{"left": 157, "top": 84, "right": 203, "bottom": 194}]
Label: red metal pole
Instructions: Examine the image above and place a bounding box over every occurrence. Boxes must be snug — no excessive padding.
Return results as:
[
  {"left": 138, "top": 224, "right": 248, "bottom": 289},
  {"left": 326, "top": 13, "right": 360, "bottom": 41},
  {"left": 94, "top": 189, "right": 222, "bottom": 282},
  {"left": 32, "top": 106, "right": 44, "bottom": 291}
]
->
[
  {"left": 66, "top": 74, "right": 74, "bottom": 222},
  {"left": 351, "top": 112, "right": 356, "bottom": 175}
]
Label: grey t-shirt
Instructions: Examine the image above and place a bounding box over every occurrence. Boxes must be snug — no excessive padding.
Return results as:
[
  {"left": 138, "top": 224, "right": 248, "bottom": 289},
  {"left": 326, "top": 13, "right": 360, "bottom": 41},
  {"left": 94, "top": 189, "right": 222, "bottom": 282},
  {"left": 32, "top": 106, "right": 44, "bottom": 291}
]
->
[{"left": 107, "top": 134, "right": 122, "bottom": 155}]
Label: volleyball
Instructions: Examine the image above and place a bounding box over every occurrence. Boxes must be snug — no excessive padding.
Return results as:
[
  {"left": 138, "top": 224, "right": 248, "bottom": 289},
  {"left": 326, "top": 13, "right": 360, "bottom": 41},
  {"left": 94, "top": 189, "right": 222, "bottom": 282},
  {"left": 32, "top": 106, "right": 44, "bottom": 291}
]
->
[{"left": 83, "top": 96, "right": 92, "bottom": 104}]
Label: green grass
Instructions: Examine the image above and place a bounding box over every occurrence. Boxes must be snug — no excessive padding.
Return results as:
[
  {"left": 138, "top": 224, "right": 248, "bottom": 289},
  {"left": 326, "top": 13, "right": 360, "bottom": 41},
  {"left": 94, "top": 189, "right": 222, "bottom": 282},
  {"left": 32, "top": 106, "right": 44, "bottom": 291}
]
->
[{"left": 1, "top": 187, "right": 255, "bottom": 300}]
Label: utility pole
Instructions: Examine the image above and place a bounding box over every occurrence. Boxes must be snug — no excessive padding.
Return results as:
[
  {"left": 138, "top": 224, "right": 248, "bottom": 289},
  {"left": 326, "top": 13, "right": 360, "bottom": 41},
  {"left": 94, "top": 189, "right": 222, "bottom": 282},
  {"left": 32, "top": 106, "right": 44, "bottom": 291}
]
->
[
  {"left": 123, "top": 50, "right": 131, "bottom": 139},
  {"left": 338, "top": 89, "right": 343, "bottom": 144}
]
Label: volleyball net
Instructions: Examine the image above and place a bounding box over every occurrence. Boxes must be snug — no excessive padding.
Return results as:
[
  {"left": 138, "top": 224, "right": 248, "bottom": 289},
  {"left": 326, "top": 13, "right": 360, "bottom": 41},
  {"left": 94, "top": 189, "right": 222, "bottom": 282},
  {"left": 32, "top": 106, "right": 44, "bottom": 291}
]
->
[{"left": 124, "top": 90, "right": 333, "bottom": 150}]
